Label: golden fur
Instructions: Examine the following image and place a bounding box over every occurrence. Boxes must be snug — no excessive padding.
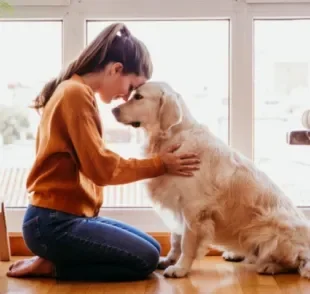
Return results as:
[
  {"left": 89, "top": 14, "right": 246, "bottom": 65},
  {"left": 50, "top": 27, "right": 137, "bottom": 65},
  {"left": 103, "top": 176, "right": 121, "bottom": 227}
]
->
[{"left": 113, "top": 81, "right": 310, "bottom": 279}]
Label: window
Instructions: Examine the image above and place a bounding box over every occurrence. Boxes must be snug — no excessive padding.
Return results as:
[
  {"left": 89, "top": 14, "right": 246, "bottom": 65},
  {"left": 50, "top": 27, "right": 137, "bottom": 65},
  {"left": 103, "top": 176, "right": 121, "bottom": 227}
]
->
[
  {"left": 3, "top": 0, "right": 310, "bottom": 233},
  {"left": 87, "top": 20, "right": 230, "bottom": 207},
  {"left": 0, "top": 21, "right": 63, "bottom": 208},
  {"left": 254, "top": 19, "right": 310, "bottom": 206}
]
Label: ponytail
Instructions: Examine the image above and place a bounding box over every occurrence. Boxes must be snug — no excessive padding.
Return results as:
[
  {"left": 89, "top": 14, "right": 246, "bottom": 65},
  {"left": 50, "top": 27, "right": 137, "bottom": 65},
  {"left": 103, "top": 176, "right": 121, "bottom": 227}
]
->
[{"left": 32, "top": 22, "right": 131, "bottom": 111}]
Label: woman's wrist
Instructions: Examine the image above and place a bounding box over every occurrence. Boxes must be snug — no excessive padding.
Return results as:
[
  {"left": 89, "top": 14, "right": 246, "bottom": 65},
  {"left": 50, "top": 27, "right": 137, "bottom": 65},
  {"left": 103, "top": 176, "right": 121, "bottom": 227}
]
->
[{"left": 154, "top": 154, "right": 167, "bottom": 173}]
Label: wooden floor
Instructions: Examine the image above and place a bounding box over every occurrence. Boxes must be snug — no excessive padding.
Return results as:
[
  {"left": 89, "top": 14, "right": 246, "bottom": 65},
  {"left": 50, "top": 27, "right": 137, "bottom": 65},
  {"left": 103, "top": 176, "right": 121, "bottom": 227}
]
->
[{"left": 1, "top": 257, "right": 310, "bottom": 293}]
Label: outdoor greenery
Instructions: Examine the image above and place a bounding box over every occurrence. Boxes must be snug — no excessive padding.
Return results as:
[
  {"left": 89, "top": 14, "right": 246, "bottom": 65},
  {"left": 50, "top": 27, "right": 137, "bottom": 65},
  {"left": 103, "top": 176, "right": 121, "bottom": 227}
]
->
[
  {"left": 0, "top": 1, "right": 12, "bottom": 14},
  {"left": 0, "top": 107, "right": 33, "bottom": 145}
]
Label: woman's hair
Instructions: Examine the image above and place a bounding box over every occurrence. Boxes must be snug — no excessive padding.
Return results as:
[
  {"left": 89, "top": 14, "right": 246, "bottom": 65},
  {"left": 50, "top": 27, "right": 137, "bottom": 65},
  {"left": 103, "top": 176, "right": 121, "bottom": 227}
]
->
[{"left": 32, "top": 22, "right": 153, "bottom": 110}]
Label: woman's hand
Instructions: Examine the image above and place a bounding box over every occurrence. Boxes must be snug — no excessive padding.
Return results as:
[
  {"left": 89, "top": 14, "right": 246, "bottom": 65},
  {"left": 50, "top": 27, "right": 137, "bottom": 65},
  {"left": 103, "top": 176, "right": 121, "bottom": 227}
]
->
[{"left": 159, "top": 143, "right": 201, "bottom": 176}]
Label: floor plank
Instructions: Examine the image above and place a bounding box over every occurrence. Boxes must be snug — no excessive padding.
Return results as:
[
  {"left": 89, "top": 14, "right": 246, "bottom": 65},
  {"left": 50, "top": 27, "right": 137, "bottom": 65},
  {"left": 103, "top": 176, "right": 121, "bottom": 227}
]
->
[{"left": 1, "top": 257, "right": 310, "bottom": 293}]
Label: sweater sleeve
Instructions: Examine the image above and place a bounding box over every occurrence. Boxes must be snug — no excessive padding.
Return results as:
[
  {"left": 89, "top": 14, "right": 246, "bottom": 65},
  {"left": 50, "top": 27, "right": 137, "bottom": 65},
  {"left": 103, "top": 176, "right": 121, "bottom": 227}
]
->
[{"left": 59, "top": 82, "right": 166, "bottom": 186}]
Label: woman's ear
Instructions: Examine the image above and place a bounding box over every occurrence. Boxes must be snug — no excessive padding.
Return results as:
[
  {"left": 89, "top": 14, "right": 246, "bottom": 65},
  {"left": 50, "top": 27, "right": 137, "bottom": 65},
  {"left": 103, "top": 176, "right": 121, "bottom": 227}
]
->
[{"left": 110, "top": 62, "right": 124, "bottom": 75}]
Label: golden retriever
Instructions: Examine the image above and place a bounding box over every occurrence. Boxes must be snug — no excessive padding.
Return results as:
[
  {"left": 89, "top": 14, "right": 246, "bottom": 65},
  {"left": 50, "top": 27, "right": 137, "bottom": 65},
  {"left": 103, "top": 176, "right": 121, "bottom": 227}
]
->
[{"left": 112, "top": 81, "right": 310, "bottom": 279}]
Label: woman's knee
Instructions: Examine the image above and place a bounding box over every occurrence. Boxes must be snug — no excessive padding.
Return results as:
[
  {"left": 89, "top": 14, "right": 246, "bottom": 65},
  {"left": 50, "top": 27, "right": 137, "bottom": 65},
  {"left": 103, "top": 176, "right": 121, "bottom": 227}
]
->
[
  {"left": 148, "top": 236, "right": 161, "bottom": 254},
  {"left": 135, "top": 243, "right": 160, "bottom": 278},
  {"left": 95, "top": 216, "right": 162, "bottom": 254}
]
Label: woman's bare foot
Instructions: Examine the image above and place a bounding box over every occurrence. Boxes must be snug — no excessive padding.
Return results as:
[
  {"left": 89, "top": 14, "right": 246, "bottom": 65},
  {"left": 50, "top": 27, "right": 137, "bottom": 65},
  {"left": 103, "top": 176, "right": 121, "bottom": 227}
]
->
[{"left": 7, "top": 256, "right": 55, "bottom": 278}]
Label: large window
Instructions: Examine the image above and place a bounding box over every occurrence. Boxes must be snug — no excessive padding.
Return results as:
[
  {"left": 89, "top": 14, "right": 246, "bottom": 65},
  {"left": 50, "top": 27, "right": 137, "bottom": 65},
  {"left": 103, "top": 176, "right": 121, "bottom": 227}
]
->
[
  {"left": 2, "top": 0, "right": 310, "bottom": 233},
  {"left": 87, "top": 20, "right": 230, "bottom": 207},
  {"left": 254, "top": 20, "right": 310, "bottom": 206},
  {"left": 0, "top": 21, "right": 63, "bottom": 208}
]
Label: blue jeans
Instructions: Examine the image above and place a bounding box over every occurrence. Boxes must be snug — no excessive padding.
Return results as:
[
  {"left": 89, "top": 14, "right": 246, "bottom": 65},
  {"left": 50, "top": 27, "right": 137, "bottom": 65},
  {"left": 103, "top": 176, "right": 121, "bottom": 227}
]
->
[{"left": 22, "top": 205, "right": 161, "bottom": 281}]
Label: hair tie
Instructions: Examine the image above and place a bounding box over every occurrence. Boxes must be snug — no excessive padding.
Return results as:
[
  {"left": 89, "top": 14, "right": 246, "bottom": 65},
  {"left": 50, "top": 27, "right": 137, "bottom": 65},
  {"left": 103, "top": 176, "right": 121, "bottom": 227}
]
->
[{"left": 120, "top": 26, "right": 131, "bottom": 38}]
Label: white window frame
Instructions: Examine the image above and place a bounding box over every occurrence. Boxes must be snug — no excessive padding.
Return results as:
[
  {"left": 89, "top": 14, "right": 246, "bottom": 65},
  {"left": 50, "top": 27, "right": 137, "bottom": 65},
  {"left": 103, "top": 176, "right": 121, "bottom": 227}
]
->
[
  {"left": 7, "top": 0, "right": 71, "bottom": 6},
  {"left": 2, "top": 0, "right": 310, "bottom": 233},
  {"left": 246, "top": 0, "right": 310, "bottom": 3}
]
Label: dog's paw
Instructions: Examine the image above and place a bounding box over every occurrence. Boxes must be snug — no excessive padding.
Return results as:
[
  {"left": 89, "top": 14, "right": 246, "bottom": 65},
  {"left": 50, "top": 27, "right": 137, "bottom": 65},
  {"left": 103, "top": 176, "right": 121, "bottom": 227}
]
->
[
  {"left": 222, "top": 251, "right": 245, "bottom": 262},
  {"left": 163, "top": 265, "right": 189, "bottom": 278},
  {"left": 157, "top": 257, "right": 176, "bottom": 270},
  {"left": 257, "top": 263, "right": 284, "bottom": 275}
]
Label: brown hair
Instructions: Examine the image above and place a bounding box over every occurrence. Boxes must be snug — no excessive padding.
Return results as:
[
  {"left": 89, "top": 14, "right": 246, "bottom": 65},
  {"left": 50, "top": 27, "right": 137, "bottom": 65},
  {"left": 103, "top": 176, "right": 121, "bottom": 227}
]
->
[{"left": 32, "top": 22, "right": 153, "bottom": 110}]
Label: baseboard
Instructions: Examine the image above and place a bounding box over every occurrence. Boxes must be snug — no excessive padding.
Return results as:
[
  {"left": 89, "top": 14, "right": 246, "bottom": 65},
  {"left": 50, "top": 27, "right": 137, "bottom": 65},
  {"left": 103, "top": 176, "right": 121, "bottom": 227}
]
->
[{"left": 8, "top": 233, "right": 222, "bottom": 257}]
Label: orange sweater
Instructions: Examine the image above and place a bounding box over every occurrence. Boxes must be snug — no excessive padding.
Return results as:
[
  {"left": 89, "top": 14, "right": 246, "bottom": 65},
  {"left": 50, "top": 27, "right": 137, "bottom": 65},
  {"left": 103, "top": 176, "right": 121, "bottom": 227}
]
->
[{"left": 27, "top": 74, "right": 165, "bottom": 217}]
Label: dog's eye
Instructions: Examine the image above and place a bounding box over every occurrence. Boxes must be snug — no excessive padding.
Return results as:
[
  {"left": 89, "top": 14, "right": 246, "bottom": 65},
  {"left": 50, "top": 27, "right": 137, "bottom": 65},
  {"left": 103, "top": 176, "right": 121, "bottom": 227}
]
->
[{"left": 134, "top": 93, "right": 143, "bottom": 100}]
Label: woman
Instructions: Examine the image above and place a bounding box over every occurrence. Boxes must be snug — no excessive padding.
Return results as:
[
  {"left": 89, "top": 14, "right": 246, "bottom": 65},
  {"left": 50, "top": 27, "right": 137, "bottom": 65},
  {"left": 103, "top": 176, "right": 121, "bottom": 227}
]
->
[{"left": 7, "top": 23, "right": 200, "bottom": 281}]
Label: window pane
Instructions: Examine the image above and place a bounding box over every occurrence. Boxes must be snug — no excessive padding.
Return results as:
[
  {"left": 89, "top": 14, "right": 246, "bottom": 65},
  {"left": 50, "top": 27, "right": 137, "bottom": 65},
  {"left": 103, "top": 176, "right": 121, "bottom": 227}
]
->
[
  {"left": 254, "top": 20, "right": 310, "bottom": 206},
  {"left": 87, "top": 20, "right": 230, "bottom": 207},
  {"left": 0, "top": 21, "right": 62, "bottom": 207}
]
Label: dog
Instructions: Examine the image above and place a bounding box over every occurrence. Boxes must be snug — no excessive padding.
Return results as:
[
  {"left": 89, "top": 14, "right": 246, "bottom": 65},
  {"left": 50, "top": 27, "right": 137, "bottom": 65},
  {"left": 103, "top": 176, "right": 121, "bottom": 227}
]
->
[{"left": 112, "top": 81, "right": 310, "bottom": 279}]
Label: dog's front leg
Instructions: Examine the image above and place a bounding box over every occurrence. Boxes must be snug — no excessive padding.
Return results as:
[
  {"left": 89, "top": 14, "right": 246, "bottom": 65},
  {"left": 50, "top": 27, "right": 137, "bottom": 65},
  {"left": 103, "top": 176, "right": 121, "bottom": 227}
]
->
[
  {"left": 158, "top": 233, "right": 181, "bottom": 269},
  {"left": 163, "top": 225, "right": 198, "bottom": 278}
]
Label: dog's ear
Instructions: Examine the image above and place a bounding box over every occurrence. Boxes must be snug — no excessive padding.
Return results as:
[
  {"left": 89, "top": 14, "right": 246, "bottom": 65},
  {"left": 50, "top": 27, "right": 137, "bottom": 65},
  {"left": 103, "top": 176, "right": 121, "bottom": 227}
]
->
[{"left": 159, "top": 89, "right": 183, "bottom": 133}]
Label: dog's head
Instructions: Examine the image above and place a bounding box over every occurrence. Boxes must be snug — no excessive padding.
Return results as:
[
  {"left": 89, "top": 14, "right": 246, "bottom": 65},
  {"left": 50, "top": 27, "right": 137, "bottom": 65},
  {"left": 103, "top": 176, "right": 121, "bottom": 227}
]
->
[{"left": 112, "top": 81, "right": 183, "bottom": 134}]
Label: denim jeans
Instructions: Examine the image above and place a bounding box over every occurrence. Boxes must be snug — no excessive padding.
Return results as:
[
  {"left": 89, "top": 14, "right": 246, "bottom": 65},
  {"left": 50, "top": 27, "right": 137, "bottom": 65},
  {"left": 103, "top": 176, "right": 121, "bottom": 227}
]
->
[{"left": 22, "top": 205, "right": 161, "bottom": 281}]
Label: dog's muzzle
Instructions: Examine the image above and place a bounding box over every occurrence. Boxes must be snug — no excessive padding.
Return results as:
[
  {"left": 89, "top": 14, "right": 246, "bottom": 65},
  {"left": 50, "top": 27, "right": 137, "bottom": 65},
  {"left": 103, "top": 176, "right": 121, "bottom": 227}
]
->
[
  {"left": 112, "top": 107, "right": 120, "bottom": 118},
  {"left": 111, "top": 107, "right": 141, "bottom": 127}
]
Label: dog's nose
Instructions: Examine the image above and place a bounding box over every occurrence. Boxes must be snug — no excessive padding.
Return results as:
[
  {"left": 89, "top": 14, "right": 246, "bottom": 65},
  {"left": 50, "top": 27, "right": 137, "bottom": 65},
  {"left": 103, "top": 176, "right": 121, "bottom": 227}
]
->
[{"left": 112, "top": 107, "right": 120, "bottom": 117}]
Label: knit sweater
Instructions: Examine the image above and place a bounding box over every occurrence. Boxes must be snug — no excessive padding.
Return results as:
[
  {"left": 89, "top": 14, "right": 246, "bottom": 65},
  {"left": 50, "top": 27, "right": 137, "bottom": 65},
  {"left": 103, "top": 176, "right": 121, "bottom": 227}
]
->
[{"left": 26, "top": 74, "right": 165, "bottom": 217}]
